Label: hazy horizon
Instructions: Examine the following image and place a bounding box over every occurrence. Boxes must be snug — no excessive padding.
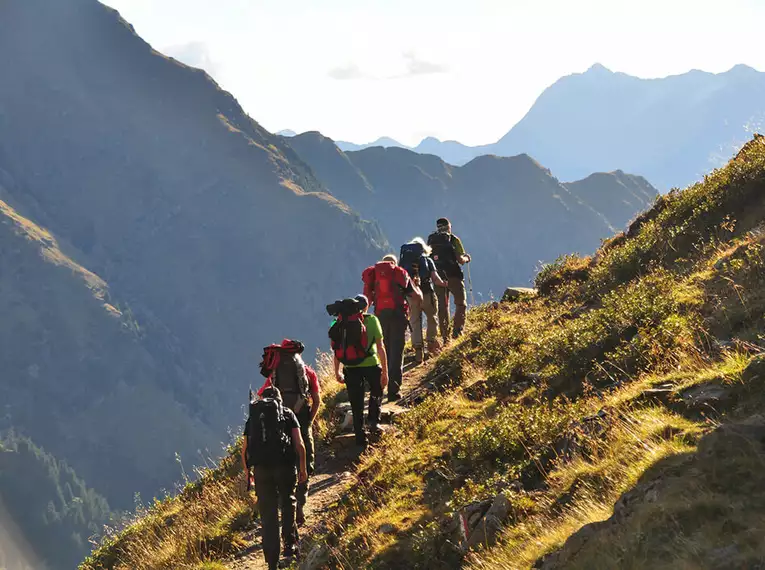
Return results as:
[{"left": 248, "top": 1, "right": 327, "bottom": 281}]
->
[{"left": 102, "top": 0, "right": 765, "bottom": 147}]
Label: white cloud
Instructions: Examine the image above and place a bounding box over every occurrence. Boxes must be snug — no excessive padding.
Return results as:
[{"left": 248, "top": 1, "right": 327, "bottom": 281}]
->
[
  {"left": 402, "top": 52, "right": 448, "bottom": 77},
  {"left": 162, "top": 41, "right": 221, "bottom": 77},
  {"left": 328, "top": 63, "right": 366, "bottom": 81}
]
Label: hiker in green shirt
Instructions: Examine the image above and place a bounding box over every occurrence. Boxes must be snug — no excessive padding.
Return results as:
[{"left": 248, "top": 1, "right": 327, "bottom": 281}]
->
[{"left": 331, "top": 294, "right": 389, "bottom": 447}]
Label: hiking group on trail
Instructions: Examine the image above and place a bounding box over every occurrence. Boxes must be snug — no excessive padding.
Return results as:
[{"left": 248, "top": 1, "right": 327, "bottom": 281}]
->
[{"left": 242, "top": 218, "right": 471, "bottom": 569}]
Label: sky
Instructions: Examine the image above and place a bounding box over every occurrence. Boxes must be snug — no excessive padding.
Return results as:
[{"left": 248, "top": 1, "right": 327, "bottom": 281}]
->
[{"left": 102, "top": 0, "right": 765, "bottom": 147}]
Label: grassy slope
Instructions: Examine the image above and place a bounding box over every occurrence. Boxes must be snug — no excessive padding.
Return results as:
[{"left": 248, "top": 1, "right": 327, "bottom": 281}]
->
[
  {"left": 80, "top": 135, "right": 765, "bottom": 569},
  {"left": 313, "top": 135, "right": 765, "bottom": 569},
  {"left": 79, "top": 353, "right": 344, "bottom": 570}
]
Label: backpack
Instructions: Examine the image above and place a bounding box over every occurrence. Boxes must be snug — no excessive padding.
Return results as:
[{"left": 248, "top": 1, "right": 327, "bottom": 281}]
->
[
  {"left": 399, "top": 242, "right": 426, "bottom": 280},
  {"left": 272, "top": 352, "right": 310, "bottom": 414},
  {"left": 327, "top": 299, "right": 372, "bottom": 365},
  {"left": 362, "top": 261, "right": 407, "bottom": 313},
  {"left": 246, "top": 397, "right": 293, "bottom": 468},
  {"left": 428, "top": 231, "right": 461, "bottom": 278}
]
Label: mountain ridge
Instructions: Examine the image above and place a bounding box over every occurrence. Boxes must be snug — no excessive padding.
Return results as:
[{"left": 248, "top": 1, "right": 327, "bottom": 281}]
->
[
  {"left": 284, "top": 131, "right": 657, "bottom": 296},
  {"left": 325, "top": 63, "right": 765, "bottom": 189}
]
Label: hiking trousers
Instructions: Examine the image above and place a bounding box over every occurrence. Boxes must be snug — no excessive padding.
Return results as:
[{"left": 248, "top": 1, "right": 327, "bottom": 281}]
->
[
  {"left": 253, "top": 463, "right": 298, "bottom": 567},
  {"left": 295, "top": 407, "right": 315, "bottom": 508},
  {"left": 344, "top": 365, "right": 383, "bottom": 442},
  {"left": 377, "top": 308, "right": 408, "bottom": 397},
  {"left": 435, "top": 277, "right": 467, "bottom": 340},
  {"left": 409, "top": 291, "right": 439, "bottom": 347}
]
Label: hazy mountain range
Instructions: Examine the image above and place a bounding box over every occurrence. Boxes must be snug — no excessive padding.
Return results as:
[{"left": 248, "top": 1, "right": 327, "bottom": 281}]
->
[
  {"left": 294, "top": 63, "right": 765, "bottom": 190},
  {"left": 283, "top": 131, "right": 656, "bottom": 298},
  {"left": 1, "top": 0, "right": 657, "bottom": 567}
]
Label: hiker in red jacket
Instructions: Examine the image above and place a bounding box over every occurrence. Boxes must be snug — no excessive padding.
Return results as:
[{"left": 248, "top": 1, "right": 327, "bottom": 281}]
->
[{"left": 362, "top": 254, "right": 422, "bottom": 401}]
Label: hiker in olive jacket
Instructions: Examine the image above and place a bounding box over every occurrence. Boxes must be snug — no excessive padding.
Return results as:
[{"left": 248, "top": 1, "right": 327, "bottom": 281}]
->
[
  {"left": 427, "top": 218, "right": 471, "bottom": 343},
  {"left": 241, "top": 386, "right": 308, "bottom": 570}
]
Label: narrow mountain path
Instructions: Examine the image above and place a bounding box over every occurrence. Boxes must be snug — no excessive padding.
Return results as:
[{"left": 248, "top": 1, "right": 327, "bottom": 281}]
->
[{"left": 227, "top": 357, "right": 433, "bottom": 570}]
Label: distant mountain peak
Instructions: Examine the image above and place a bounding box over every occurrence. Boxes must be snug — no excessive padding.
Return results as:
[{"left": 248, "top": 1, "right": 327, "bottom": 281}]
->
[
  {"left": 277, "top": 129, "right": 297, "bottom": 137},
  {"left": 727, "top": 63, "right": 759, "bottom": 75},
  {"left": 585, "top": 63, "right": 613, "bottom": 74}
]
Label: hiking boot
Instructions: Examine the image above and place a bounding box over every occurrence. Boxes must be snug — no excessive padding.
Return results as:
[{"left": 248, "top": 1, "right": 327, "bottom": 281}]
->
[
  {"left": 387, "top": 392, "right": 401, "bottom": 403},
  {"left": 452, "top": 327, "right": 463, "bottom": 339},
  {"left": 296, "top": 503, "right": 305, "bottom": 526},
  {"left": 414, "top": 346, "right": 424, "bottom": 365},
  {"left": 355, "top": 434, "right": 368, "bottom": 448},
  {"left": 283, "top": 543, "right": 299, "bottom": 560},
  {"left": 427, "top": 340, "right": 441, "bottom": 358}
]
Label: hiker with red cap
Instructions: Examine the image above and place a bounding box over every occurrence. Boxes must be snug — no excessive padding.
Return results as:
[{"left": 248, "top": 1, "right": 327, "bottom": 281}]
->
[
  {"left": 362, "top": 254, "right": 422, "bottom": 401},
  {"left": 258, "top": 339, "right": 321, "bottom": 526}
]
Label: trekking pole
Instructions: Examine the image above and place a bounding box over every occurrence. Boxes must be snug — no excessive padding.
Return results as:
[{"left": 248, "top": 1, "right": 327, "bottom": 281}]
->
[{"left": 466, "top": 262, "right": 476, "bottom": 308}]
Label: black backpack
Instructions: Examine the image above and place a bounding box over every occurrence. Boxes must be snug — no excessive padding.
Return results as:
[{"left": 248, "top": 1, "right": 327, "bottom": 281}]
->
[
  {"left": 428, "top": 231, "right": 461, "bottom": 278},
  {"left": 247, "top": 398, "right": 293, "bottom": 467},
  {"left": 327, "top": 298, "right": 372, "bottom": 365}
]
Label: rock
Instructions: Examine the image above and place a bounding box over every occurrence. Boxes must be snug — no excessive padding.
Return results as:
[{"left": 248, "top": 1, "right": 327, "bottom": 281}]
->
[
  {"left": 708, "top": 544, "right": 740, "bottom": 570},
  {"left": 638, "top": 385, "right": 675, "bottom": 405},
  {"left": 378, "top": 523, "right": 397, "bottom": 534},
  {"left": 502, "top": 287, "right": 537, "bottom": 302},
  {"left": 485, "top": 493, "right": 511, "bottom": 522},
  {"left": 743, "top": 354, "right": 765, "bottom": 382},
  {"left": 333, "top": 433, "right": 360, "bottom": 449},
  {"left": 468, "top": 510, "right": 484, "bottom": 529},
  {"left": 466, "top": 514, "right": 503, "bottom": 549},
  {"left": 679, "top": 381, "right": 731, "bottom": 413},
  {"left": 300, "top": 544, "right": 328, "bottom": 570},
  {"left": 462, "top": 499, "right": 493, "bottom": 521}
]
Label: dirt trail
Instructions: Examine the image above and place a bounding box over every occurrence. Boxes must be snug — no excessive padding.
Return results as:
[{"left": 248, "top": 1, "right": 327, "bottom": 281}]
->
[{"left": 228, "top": 359, "right": 430, "bottom": 569}]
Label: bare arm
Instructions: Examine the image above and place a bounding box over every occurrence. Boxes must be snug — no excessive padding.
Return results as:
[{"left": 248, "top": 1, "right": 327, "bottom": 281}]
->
[
  {"left": 292, "top": 427, "right": 308, "bottom": 483},
  {"left": 376, "top": 338, "right": 389, "bottom": 389},
  {"left": 309, "top": 389, "right": 321, "bottom": 424},
  {"left": 333, "top": 354, "right": 344, "bottom": 383},
  {"left": 431, "top": 270, "right": 448, "bottom": 288},
  {"left": 410, "top": 280, "right": 423, "bottom": 302}
]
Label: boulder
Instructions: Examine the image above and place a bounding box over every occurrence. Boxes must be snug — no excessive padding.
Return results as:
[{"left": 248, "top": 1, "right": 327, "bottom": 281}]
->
[
  {"left": 502, "top": 287, "right": 537, "bottom": 302},
  {"left": 466, "top": 514, "right": 503, "bottom": 550}
]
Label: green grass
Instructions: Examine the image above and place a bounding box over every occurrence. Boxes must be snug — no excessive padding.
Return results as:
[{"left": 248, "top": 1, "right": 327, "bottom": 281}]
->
[{"left": 312, "top": 135, "right": 765, "bottom": 569}]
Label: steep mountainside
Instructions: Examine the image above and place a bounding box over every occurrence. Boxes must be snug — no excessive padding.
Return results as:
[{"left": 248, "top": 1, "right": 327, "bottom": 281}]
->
[
  {"left": 84, "top": 137, "right": 765, "bottom": 570},
  {"left": 340, "top": 64, "right": 765, "bottom": 190},
  {"left": 0, "top": 0, "right": 383, "bottom": 565},
  {"left": 286, "top": 131, "right": 656, "bottom": 297},
  {"left": 563, "top": 170, "right": 657, "bottom": 230}
]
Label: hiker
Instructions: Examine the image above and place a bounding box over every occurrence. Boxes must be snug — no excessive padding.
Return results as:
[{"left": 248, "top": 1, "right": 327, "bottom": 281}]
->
[
  {"left": 399, "top": 237, "right": 448, "bottom": 363},
  {"left": 428, "top": 218, "right": 471, "bottom": 342},
  {"left": 362, "top": 255, "right": 422, "bottom": 401},
  {"left": 241, "top": 386, "right": 308, "bottom": 570},
  {"left": 257, "top": 339, "right": 321, "bottom": 527},
  {"left": 328, "top": 295, "right": 389, "bottom": 446}
]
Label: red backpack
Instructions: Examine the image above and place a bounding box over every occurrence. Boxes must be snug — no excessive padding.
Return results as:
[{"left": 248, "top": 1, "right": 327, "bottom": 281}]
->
[
  {"left": 362, "top": 261, "right": 407, "bottom": 314},
  {"left": 329, "top": 312, "right": 372, "bottom": 365}
]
